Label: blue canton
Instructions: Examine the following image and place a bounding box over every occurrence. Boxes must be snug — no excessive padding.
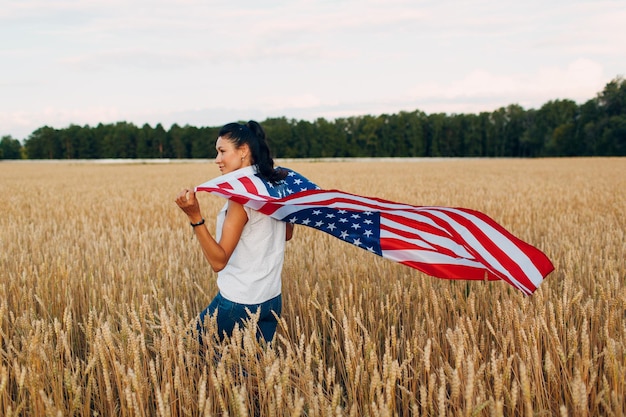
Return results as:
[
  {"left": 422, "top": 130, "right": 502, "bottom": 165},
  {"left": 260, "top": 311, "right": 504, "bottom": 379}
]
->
[
  {"left": 260, "top": 167, "right": 320, "bottom": 198},
  {"left": 284, "top": 207, "right": 382, "bottom": 256}
]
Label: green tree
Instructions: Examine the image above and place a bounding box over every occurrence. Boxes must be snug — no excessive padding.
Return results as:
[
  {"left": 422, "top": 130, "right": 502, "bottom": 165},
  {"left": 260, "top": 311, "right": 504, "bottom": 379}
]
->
[
  {"left": 76, "top": 125, "right": 98, "bottom": 158},
  {"left": 533, "top": 99, "right": 578, "bottom": 156},
  {"left": 440, "top": 114, "right": 464, "bottom": 156},
  {"left": 477, "top": 112, "right": 493, "bottom": 157},
  {"left": 424, "top": 113, "right": 446, "bottom": 156},
  {"left": 60, "top": 124, "right": 96, "bottom": 159},
  {"left": 463, "top": 114, "right": 483, "bottom": 157},
  {"left": 96, "top": 122, "right": 138, "bottom": 158},
  {"left": 192, "top": 126, "right": 219, "bottom": 158},
  {"left": 596, "top": 115, "right": 626, "bottom": 155},
  {"left": 397, "top": 110, "right": 426, "bottom": 157},
  {"left": 597, "top": 76, "right": 626, "bottom": 117},
  {"left": 154, "top": 123, "right": 168, "bottom": 158},
  {"left": 263, "top": 117, "right": 293, "bottom": 158},
  {"left": 503, "top": 104, "right": 527, "bottom": 156},
  {"left": 168, "top": 124, "right": 189, "bottom": 158},
  {"left": 337, "top": 117, "right": 360, "bottom": 156},
  {"left": 354, "top": 115, "right": 380, "bottom": 156},
  {"left": 0, "top": 135, "right": 22, "bottom": 159},
  {"left": 136, "top": 124, "right": 155, "bottom": 158},
  {"left": 594, "top": 76, "right": 626, "bottom": 155},
  {"left": 314, "top": 117, "right": 345, "bottom": 157},
  {"left": 24, "top": 126, "right": 62, "bottom": 159},
  {"left": 291, "top": 120, "right": 314, "bottom": 158},
  {"left": 575, "top": 99, "right": 601, "bottom": 156}
]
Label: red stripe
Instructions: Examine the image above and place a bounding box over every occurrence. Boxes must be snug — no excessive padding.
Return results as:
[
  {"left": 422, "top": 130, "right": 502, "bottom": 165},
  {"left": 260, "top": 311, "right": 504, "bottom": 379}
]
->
[
  {"left": 238, "top": 176, "right": 259, "bottom": 194},
  {"left": 382, "top": 212, "right": 453, "bottom": 240},
  {"left": 380, "top": 237, "right": 431, "bottom": 253},
  {"left": 398, "top": 260, "right": 501, "bottom": 282},
  {"left": 380, "top": 232, "right": 461, "bottom": 259},
  {"left": 216, "top": 181, "right": 234, "bottom": 190}
]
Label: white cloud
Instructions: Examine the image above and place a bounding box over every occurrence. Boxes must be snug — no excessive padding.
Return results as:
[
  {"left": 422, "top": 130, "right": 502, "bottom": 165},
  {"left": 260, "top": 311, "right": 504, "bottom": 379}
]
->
[
  {"left": 0, "top": 106, "right": 123, "bottom": 137},
  {"left": 408, "top": 59, "right": 607, "bottom": 110}
]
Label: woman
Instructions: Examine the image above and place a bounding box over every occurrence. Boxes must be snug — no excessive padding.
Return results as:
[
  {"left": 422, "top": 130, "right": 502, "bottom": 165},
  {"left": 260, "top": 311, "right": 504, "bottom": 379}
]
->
[{"left": 175, "top": 121, "right": 293, "bottom": 343}]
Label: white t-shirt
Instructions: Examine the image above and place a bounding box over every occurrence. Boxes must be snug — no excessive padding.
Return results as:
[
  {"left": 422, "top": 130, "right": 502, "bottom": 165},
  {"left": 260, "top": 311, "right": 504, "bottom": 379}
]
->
[{"left": 215, "top": 202, "right": 286, "bottom": 304}]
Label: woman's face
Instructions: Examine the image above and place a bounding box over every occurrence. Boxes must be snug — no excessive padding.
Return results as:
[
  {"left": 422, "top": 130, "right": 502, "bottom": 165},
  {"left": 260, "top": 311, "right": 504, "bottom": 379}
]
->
[{"left": 215, "top": 136, "right": 250, "bottom": 174}]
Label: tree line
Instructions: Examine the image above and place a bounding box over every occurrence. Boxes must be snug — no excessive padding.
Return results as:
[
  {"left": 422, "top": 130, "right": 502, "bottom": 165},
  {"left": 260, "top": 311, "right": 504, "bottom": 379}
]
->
[{"left": 2, "top": 77, "right": 625, "bottom": 160}]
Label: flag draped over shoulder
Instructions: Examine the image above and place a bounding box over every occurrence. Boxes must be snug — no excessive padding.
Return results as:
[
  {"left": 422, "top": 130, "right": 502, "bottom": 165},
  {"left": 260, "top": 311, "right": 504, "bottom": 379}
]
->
[{"left": 195, "top": 166, "right": 554, "bottom": 295}]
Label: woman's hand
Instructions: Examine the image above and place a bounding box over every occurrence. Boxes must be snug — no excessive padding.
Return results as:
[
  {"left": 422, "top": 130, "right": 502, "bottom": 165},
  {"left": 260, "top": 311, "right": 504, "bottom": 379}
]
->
[
  {"left": 175, "top": 190, "right": 248, "bottom": 273},
  {"left": 175, "top": 189, "right": 203, "bottom": 223}
]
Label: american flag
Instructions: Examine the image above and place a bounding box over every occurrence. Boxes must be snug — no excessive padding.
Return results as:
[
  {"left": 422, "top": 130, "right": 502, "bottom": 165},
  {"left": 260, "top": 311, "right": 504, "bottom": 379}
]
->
[{"left": 196, "top": 166, "right": 554, "bottom": 295}]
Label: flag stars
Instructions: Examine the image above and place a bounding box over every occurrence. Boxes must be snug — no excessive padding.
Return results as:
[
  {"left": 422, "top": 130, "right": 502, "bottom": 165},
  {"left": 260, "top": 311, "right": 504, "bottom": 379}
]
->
[
  {"left": 266, "top": 191, "right": 382, "bottom": 255},
  {"left": 293, "top": 178, "right": 302, "bottom": 185}
]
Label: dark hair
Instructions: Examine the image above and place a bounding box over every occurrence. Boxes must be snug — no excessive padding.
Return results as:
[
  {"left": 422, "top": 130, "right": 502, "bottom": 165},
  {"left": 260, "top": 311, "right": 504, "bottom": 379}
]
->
[{"left": 218, "top": 120, "right": 285, "bottom": 183}]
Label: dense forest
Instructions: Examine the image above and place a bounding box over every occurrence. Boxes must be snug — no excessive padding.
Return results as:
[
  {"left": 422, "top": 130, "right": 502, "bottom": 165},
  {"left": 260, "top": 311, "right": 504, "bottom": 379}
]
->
[{"left": 2, "top": 77, "right": 625, "bottom": 160}]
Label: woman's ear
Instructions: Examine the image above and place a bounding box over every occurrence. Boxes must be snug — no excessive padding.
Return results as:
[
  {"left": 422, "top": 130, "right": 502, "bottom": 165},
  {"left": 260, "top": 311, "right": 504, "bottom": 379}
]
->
[{"left": 240, "top": 144, "right": 251, "bottom": 161}]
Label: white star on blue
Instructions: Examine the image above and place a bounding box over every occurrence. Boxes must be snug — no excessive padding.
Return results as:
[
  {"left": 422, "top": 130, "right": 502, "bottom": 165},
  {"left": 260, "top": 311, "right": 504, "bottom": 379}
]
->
[{"left": 279, "top": 206, "right": 381, "bottom": 255}]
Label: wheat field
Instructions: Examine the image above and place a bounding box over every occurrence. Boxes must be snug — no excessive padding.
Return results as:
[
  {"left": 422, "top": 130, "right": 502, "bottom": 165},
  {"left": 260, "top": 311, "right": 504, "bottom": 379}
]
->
[{"left": 0, "top": 158, "right": 624, "bottom": 416}]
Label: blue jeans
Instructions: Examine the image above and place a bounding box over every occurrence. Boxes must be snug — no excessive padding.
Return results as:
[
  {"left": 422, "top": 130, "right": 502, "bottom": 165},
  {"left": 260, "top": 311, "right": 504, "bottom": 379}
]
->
[{"left": 197, "top": 292, "right": 282, "bottom": 343}]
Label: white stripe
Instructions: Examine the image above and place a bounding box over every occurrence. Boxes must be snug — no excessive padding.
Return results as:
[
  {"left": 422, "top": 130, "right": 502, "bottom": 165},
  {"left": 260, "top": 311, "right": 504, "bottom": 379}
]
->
[
  {"left": 380, "top": 228, "right": 435, "bottom": 250},
  {"left": 281, "top": 190, "right": 414, "bottom": 210},
  {"left": 382, "top": 249, "right": 485, "bottom": 269},
  {"left": 436, "top": 207, "right": 543, "bottom": 287}
]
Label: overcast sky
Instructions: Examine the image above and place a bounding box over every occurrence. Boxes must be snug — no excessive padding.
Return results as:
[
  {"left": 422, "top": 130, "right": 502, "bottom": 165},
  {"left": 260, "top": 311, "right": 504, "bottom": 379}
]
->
[{"left": 1, "top": 0, "right": 624, "bottom": 140}]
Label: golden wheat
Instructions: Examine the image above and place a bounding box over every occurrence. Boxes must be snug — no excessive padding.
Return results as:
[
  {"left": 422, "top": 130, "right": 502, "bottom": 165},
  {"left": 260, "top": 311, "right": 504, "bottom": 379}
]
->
[{"left": 0, "top": 158, "right": 624, "bottom": 416}]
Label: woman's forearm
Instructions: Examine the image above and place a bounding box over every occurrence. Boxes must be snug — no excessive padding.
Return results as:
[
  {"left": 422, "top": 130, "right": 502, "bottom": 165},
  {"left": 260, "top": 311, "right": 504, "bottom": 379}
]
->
[{"left": 192, "top": 224, "right": 229, "bottom": 272}]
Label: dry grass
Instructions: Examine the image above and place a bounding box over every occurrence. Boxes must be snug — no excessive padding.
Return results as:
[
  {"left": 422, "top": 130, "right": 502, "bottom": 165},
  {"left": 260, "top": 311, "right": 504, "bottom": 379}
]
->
[{"left": 0, "top": 158, "right": 624, "bottom": 416}]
